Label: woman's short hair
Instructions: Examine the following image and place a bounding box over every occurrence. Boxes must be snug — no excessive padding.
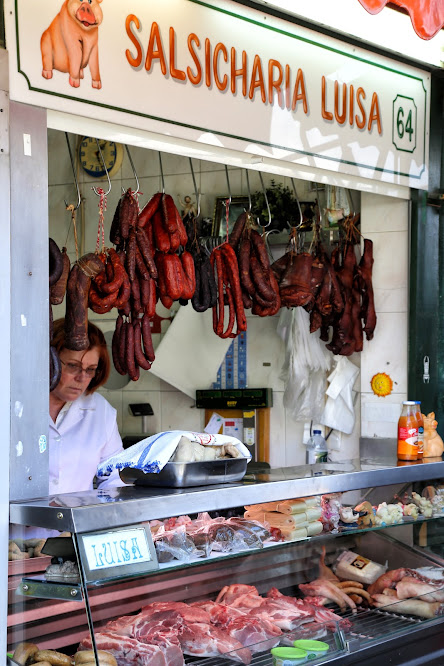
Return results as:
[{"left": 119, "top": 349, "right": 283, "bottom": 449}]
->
[{"left": 51, "top": 318, "right": 110, "bottom": 393}]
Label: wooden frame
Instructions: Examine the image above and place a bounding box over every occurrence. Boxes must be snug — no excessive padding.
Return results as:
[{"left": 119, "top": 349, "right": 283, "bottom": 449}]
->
[{"left": 212, "top": 196, "right": 249, "bottom": 236}]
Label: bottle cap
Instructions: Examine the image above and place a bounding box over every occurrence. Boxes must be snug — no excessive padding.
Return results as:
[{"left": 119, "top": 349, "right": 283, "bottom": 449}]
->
[
  {"left": 313, "top": 429, "right": 322, "bottom": 434},
  {"left": 402, "top": 401, "right": 417, "bottom": 405}
]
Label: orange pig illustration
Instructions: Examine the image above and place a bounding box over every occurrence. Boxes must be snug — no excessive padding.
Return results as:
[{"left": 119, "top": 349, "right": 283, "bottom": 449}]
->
[{"left": 40, "top": 0, "right": 104, "bottom": 89}]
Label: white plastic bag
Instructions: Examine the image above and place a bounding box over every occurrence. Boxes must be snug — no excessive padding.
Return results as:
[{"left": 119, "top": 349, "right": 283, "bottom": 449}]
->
[
  {"left": 320, "top": 357, "right": 359, "bottom": 434},
  {"left": 277, "top": 308, "right": 331, "bottom": 422}
]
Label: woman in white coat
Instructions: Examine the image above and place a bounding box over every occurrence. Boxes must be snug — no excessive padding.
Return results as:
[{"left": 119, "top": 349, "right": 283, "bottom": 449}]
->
[{"left": 49, "top": 318, "right": 125, "bottom": 494}]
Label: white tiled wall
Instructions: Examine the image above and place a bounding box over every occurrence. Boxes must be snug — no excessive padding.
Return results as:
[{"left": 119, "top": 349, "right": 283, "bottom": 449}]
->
[
  {"left": 360, "top": 193, "right": 409, "bottom": 439},
  {"left": 48, "top": 131, "right": 409, "bottom": 467}
]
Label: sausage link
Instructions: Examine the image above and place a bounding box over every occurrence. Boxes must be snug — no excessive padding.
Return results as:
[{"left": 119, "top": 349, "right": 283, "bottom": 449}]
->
[
  {"left": 101, "top": 249, "right": 125, "bottom": 294},
  {"left": 136, "top": 227, "right": 158, "bottom": 278},
  {"left": 239, "top": 237, "right": 255, "bottom": 295},
  {"left": 127, "top": 228, "right": 137, "bottom": 281},
  {"left": 138, "top": 192, "right": 162, "bottom": 228},
  {"left": 140, "top": 276, "right": 150, "bottom": 308},
  {"left": 250, "top": 229, "right": 272, "bottom": 272},
  {"left": 221, "top": 244, "right": 247, "bottom": 332},
  {"left": 49, "top": 238, "right": 64, "bottom": 286},
  {"left": 211, "top": 248, "right": 225, "bottom": 336},
  {"left": 228, "top": 211, "right": 247, "bottom": 250},
  {"left": 135, "top": 245, "right": 150, "bottom": 281},
  {"left": 89, "top": 281, "right": 117, "bottom": 312},
  {"left": 112, "top": 315, "right": 126, "bottom": 375},
  {"left": 152, "top": 211, "right": 171, "bottom": 252},
  {"left": 120, "top": 188, "right": 138, "bottom": 239},
  {"left": 176, "top": 208, "right": 189, "bottom": 247},
  {"left": 119, "top": 320, "right": 128, "bottom": 371},
  {"left": 163, "top": 254, "right": 183, "bottom": 301},
  {"left": 142, "top": 313, "right": 156, "bottom": 362},
  {"left": 114, "top": 270, "right": 131, "bottom": 309},
  {"left": 133, "top": 319, "right": 152, "bottom": 370},
  {"left": 125, "top": 322, "right": 139, "bottom": 381},
  {"left": 180, "top": 251, "right": 196, "bottom": 299},
  {"left": 169, "top": 229, "right": 181, "bottom": 253},
  {"left": 109, "top": 198, "right": 122, "bottom": 245},
  {"left": 249, "top": 254, "right": 276, "bottom": 302},
  {"left": 161, "top": 194, "right": 179, "bottom": 235},
  {"left": 220, "top": 282, "right": 235, "bottom": 339},
  {"left": 50, "top": 248, "right": 70, "bottom": 305},
  {"left": 147, "top": 277, "right": 157, "bottom": 319},
  {"left": 65, "top": 254, "right": 104, "bottom": 351}
]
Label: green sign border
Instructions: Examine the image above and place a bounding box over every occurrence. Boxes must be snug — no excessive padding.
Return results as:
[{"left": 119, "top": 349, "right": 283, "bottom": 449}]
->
[{"left": 13, "top": 0, "right": 428, "bottom": 179}]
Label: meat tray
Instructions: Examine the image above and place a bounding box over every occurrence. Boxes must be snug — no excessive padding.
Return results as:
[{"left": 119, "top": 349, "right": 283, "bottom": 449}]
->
[{"left": 119, "top": 457, "right": 248, "bottom": 488}]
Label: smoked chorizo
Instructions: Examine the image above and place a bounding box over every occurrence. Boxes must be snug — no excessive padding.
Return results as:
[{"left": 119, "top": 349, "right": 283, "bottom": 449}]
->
[
  {"left": 142, "top": 313, "right": 155, "bottom": 363},
  {"left": 133, "top": 319, "right": 152, "bottom": 370},
  {"left": 152, "top": 211, "right": 170, "bottom": 252},
  {"left": 65, "top": 254, "right": 103, "bottom": 351},
  {"left": 120, "top": 188, "right": 138, "bottom": 239},
  {"left": 50, "top": 247, "right": 70, "bottom": 305},
  {"left": 125, "top": 322, "right": 138, "bottom": 381},
  {"left": 136, "top": 227, "right": 157, "bottom": 278},
  {"left": 138, "top": 192, "right": 162, "bottom": 228},
  {"left": 161, "top": 193, "right": 179, "bottom": 235},
  {"left": 112, "top": 315, "right": 126, "bottom": 375},
  {"left": 101, "top": 249, "right": 125, "bottom": 294},
  {"left": 49, "top": 238, "right": 64, "bottom": 286}
]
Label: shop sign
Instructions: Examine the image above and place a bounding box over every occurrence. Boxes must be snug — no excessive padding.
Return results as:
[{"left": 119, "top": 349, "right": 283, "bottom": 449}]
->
[
  {"left": 6, "top": 0, "right": 430, "bottom": 188},
  {"left": 78, "top": 525, "right": 158, "bottom": 582}
]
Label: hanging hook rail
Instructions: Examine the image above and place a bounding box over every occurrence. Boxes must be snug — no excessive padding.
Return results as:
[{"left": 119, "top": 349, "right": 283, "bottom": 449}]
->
[
  {"left": 224, "top": 165, "right": 232, "bottom": 207},
  {"left": 189, "top": 157, "right": 201, "bottom": 218},
  {"left": 125, "top": 145, "right": 140, "bottom": 195},
  {"left": 64, "top": 132, "right": 82, "bottom": 210},
  {"left": 245, "top": 170, "right": 252, "bottom": 212},
  {"left": 290, "top": 177, "right": 304, "bottom": 229},
  {"left": 158, "top": 152, "right": 165, "bottom": 193},
  {"left": 92, "top": 138, "right": 112, "bottom": 196},
  {"left": 259, "top": 172, "right": 272, "bottom": 228}
]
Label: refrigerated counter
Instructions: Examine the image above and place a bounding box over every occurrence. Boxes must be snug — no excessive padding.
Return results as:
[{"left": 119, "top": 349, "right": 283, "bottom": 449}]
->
[{"left": 9, "top": 454, "right": 444, "bottom": 666}]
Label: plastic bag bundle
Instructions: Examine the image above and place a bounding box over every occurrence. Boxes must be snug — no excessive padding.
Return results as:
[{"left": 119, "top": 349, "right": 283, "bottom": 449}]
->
[{"left": 277, "top": 308, "right": 331, "bottom": 422}]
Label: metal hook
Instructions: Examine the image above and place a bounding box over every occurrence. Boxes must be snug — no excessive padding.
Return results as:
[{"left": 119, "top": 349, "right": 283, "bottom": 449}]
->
[
  {"left": 290, "top": 178, "right": 303, "bottom": 229},
  {"left": 158, "top": 152, "right": 165, "bottom": 193},
  {"left": 258, "top": 172, "right": 272, "bottom": 228},
  {"left": 92, "top": 138, "right": 112, "bottom": 196},
  {"left": 224, "top": 165, "right": 232, "bottom": 206},
  {"left": 64, "top": 132, "right": 82, "bottom": 210},
  {"left": 189, "top": 157, "right": 201, "bottom": 218},
  {"left": 346, "top": 188, "right": 355, "bottom": 217},
  {"left": 245, "top": 170, "right": 252, "bottom": 212},
  {"left": 125, "top": 145, "right": 140, "bottom": 195}
]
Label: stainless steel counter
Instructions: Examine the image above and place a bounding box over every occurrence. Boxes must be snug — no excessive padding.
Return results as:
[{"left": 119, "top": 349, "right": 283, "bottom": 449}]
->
[{"left": 9, "top": 454, "right": 444, "bottom": 533}]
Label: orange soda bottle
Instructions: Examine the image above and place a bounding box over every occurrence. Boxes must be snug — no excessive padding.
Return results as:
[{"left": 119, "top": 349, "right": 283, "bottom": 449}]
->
[
  {"left": 397, "top": 401, "right": 418, "bottom": 461},
  {"left": 415, "top": 401, "right": 424, "bottom": 460}
]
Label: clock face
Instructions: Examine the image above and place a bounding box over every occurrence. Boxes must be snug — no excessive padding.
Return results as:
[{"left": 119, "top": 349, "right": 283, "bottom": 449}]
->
[{"left": 78, "top": 137, "right": 123, "bottom": 178}]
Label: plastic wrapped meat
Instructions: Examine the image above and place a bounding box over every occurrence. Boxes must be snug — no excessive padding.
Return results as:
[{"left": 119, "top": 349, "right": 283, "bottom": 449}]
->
[{"left": 154, "top": 526, "right": 204, "bottom": 562}]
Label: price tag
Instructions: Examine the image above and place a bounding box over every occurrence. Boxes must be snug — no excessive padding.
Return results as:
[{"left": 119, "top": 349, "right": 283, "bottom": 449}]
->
[{"left": 78, "top": 524, "right": 158, "bottom": 582}]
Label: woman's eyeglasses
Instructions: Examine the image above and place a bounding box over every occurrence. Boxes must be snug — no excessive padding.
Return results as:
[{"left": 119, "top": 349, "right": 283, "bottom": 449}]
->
[{"left": 61, "top": 360, "right": 98, "bottom": 378}]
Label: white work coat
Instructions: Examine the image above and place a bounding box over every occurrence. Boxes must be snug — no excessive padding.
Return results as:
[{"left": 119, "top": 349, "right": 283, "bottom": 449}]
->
[{"left": 49, "top": 392, "right": 125, "bottom": 494}]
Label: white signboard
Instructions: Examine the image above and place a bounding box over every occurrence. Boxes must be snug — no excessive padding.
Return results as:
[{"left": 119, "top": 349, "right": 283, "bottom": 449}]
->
[
  {"left": 5, "top": 0, "right": 430, "bottom": 188},
  {"left": 79, "top": 525, "right": 158, "bottom": 582}
]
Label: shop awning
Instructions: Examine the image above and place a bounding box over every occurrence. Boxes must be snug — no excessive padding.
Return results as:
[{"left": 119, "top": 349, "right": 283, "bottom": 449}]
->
[{"left": 357, "top": 0, "right": 444, "bottom": 39}]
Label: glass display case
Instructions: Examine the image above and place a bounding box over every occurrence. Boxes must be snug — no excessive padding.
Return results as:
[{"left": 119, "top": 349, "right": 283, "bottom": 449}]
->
[{"left": 8, "top": 455, "right": 444, "bottom": 666}]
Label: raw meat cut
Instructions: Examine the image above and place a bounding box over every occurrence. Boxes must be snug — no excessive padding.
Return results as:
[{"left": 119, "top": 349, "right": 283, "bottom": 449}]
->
[{"left": 178, "top": 621, "right": 252, "bottom": 664}]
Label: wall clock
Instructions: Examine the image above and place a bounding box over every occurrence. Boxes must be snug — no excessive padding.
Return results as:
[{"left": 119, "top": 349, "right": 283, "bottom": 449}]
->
[{"left": 78, "top": 137, "right": 124, "bottom": 178}]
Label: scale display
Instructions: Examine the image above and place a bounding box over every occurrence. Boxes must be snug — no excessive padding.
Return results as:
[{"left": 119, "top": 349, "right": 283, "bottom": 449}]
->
[{"left": 78, "top": 524, "right": 158, "bottom": 583}]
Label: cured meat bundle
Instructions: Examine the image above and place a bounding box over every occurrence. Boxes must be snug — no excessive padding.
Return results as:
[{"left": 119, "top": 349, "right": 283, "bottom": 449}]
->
[
  {"left": 271, "top": 230, "right": 376, "bottom": 356},
  {"left": 229, "top": 213, "right": 280, "bottom": 317}
]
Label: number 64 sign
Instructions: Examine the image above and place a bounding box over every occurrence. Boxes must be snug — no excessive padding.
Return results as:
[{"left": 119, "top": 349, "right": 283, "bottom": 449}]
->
[{"left": 393, "top": 95, "right": 417, "bottom": 153}]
